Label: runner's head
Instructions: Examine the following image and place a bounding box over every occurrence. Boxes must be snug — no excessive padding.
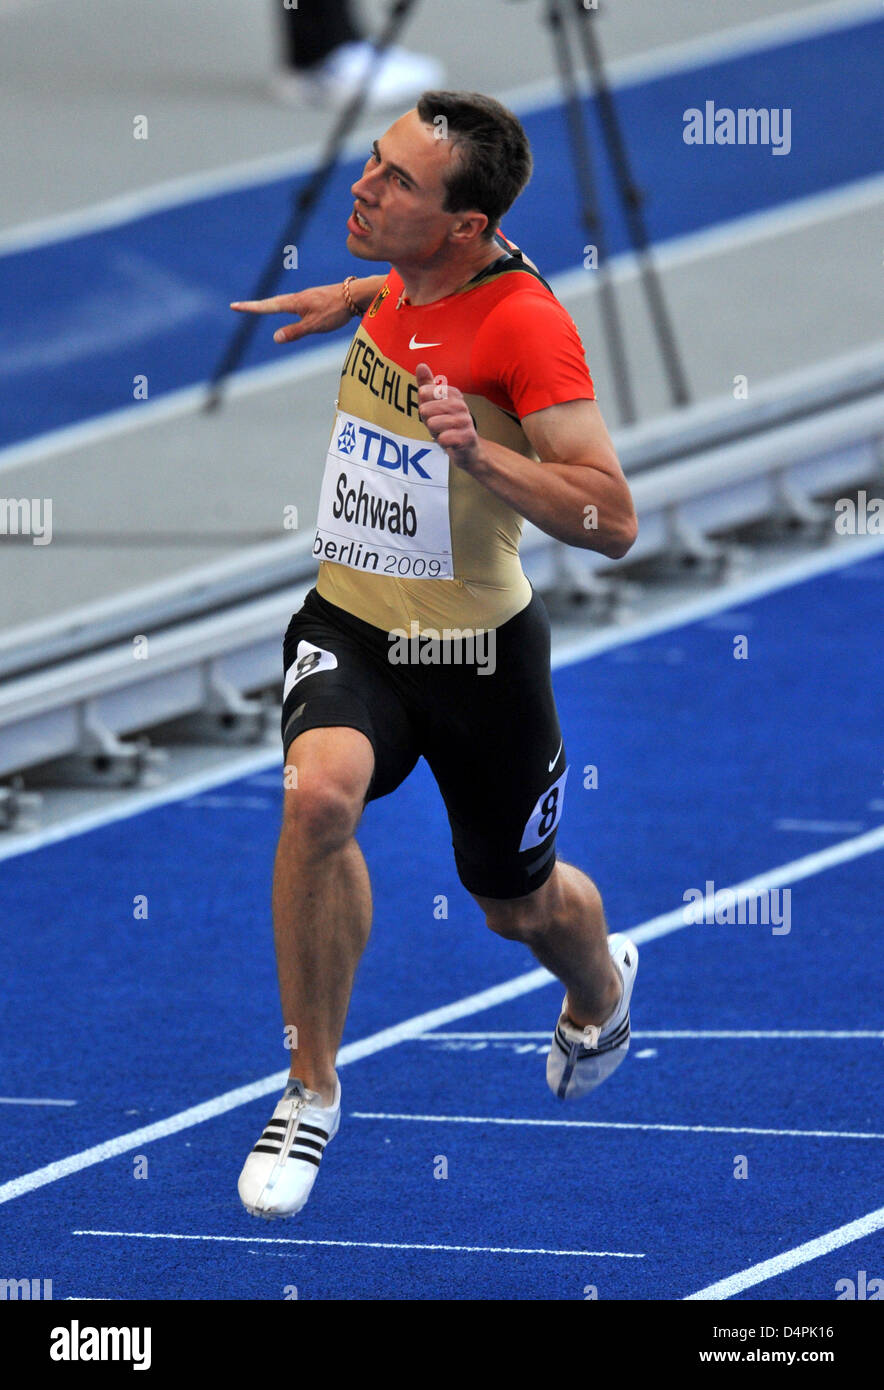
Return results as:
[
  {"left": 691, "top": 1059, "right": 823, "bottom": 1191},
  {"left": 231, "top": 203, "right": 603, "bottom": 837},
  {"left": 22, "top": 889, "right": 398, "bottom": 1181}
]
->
[
  {"left": 347, "top": 92, "right": 532, "bottom": 269},
  {"left": 415, "top": 91, "right": 533, "bottom": 241}
]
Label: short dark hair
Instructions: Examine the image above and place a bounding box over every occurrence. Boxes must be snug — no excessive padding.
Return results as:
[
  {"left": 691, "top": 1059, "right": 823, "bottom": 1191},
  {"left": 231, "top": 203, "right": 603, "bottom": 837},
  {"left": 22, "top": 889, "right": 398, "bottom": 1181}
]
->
[{"left": 415, "top": 91, "right": 533, "bottom": 240}]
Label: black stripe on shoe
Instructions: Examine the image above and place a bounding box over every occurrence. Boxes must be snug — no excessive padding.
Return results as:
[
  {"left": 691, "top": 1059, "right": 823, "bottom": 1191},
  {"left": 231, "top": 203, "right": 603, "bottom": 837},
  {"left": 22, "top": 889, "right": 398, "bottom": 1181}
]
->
[
  {"left": 252, "top": 1124, "right": 331, "bottom": 1159},
  {"left": 597, "top": 1018, "right": 630, "bottom": 1051},
  {"left": 298, "top": 1123, "right": 329, "bottom": 1141},
  {"left": 288, "top": 1149, "right": 321, "bottom": 1168},
  {"left": 289, "top": 1135, "right": 324, "bottom": 1154},
  {"left": 252, "top": 1136, "right": 326, "bottom": 1165}
]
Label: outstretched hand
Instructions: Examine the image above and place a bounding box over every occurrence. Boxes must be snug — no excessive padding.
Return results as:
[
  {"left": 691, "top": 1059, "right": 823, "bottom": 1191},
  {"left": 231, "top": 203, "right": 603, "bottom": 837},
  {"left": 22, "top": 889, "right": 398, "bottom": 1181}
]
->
[
  {"left": 229, "top": 284, "right": 352, "bottom": 343},
  {"left": 415, "top": 362, "right": 482, "bottom": 473}
]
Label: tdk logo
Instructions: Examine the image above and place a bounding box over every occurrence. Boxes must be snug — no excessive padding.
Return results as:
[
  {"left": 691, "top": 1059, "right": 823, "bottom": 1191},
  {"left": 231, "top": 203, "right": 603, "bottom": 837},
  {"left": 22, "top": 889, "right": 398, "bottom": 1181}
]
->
[
  {"left": 337, "top": 421, "right": 357, "bottom": 455},
  {"left": 336, "top": 423, "right": 432, "bottom": 478}
]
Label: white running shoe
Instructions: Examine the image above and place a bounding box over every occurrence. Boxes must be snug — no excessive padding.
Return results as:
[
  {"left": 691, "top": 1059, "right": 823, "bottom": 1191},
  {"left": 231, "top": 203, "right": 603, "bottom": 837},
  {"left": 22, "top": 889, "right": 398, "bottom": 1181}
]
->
[
  {"left": 238, "top": 1076, "right": 341, "bottom": 1219},
  {"left": 546, "top": 935, "right": 638, "bottom": 1101},
  {"left": 270, "top": 42, "right": 446, "bottom": 112}
]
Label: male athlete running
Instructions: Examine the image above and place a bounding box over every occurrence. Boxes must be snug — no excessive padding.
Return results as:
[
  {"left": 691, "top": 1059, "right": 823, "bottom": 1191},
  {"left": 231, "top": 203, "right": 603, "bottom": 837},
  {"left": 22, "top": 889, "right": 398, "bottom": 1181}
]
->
[{"left": 230, "top": 92, "right": 639, "bottom": 1219}]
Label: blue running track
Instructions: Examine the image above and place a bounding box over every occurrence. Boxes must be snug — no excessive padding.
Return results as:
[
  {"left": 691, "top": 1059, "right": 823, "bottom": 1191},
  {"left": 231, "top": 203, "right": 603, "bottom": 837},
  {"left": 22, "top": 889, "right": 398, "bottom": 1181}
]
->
[{"left": 1, "top": 548, "right": 882, "bottom": 1300}]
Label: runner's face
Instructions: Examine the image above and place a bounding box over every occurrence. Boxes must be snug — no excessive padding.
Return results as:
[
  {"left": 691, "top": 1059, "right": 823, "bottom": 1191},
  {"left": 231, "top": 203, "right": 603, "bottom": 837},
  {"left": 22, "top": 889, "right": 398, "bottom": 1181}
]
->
[{"left": 347, "top": 109, "right": 476, "bottom": 264}]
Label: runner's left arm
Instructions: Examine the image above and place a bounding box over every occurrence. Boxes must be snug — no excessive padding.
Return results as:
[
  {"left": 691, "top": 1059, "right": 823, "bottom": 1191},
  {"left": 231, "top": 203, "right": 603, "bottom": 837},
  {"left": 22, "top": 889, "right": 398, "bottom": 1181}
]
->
[{"left": 416, "top": 364, "right": 637, "bottom": 560}]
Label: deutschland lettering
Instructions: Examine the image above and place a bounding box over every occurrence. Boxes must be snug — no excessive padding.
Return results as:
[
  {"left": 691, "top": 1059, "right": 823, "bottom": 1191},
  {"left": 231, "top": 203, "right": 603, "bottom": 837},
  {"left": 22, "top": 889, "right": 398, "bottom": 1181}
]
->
[{"left": 342, "top": 337, "right": 421, "bottom": 419}]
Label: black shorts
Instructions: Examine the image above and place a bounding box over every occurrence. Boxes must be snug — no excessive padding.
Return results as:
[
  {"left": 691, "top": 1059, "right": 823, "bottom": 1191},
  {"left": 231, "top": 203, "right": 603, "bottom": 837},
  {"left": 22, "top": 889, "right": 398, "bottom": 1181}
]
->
[{"left": 280, "top": 587, "right": 568, "bottom": 899}]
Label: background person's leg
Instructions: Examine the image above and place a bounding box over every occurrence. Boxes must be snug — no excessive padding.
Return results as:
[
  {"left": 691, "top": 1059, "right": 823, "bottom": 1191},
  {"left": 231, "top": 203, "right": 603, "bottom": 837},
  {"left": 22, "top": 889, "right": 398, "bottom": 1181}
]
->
[
  {"left": 277, "top": 0, "right": 362, "bottom": 71},
  {"left": 271, "top": 0, "right": 444, "bottom": 109}
]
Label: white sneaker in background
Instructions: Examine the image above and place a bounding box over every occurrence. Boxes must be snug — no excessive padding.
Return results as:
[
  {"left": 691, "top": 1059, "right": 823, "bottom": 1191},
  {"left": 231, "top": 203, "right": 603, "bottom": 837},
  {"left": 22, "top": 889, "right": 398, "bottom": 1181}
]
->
[{"left": 270, "top": 41, "right": 446, "bottom": 112}]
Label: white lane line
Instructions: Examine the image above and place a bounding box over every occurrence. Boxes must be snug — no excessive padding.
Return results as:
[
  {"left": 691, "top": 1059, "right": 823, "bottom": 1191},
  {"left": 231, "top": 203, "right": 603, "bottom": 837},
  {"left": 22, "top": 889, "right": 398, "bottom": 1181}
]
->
[
  {"left": 419, "top": 1030, "right": 884, "bottom": 1041},
  {"left": 552, "top": 172, "right": 884, "bottom": 298},
  {"left": 0, "top": 968, "right": 549, "bottom": 1207},
  {"left": 2, "top": 0, "right": 876, "bottom": 258},
  {"left": 1, "top": 819, "right": 883, "bottom": 1205},
  {"left": 2, "top": 535, "right": 883, "bottom": 868},
  {"left": 505, "top": 3, "right": 884, "bottom": 120},
  {"left": 182, "top": 795, "right": 275, "bottom": 811},
  {"left": 351, "top": 1114, "right": 884, "bottom": 1142},
  {"left": 685, "top": 1205, "right": 884, "bottom": 1300},
  {"left": 589, "top": 0, "right": 883, "bottom": 90},
  {"left": 775, "top": 819, "right": 866, "bottom": 834},
  {"left": 0, "top": 1075, "right": 290, "bottom": 1207},
  {"left": 72, "top": 1230, "right": 642, "bottom": 1259},
  {"left": 628, "top": 1030, "right": 884, "bottom": 1040},
  {"left": 628, "top": 823, "right": 884, "bottom": 949},
  {"left": 0, "top": 1096, "right": 77, "bottom": 1106}
]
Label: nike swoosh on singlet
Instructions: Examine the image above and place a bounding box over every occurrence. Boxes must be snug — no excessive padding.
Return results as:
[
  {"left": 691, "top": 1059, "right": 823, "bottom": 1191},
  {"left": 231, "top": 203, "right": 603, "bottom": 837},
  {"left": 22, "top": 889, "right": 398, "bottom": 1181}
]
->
[
  {"left": 548, "top": 739, "right": 563, "bottom": 772},
  {"left": 408, "top": 335, "right": 443, "bottom": 350}
]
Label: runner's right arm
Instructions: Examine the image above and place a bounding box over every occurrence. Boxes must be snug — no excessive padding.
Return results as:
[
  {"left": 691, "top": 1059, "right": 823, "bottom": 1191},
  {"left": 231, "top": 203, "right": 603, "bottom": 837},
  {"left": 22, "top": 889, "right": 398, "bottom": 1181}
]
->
[{"left": 229, "top": 275, "right": 387, "bottom": 344}]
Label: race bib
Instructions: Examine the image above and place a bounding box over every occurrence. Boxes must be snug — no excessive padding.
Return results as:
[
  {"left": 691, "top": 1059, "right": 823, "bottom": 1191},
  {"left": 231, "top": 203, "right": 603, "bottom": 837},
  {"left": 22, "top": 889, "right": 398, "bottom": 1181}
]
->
[{"left": 313, "top": 410, "right": 453, "bottom": 580}]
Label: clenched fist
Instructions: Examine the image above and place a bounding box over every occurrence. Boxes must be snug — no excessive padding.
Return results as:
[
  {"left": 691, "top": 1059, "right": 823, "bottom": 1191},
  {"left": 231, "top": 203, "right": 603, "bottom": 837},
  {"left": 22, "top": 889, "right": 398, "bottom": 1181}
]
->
[{"left": 416, "top": 362, "right": 482, "bottom": 473}]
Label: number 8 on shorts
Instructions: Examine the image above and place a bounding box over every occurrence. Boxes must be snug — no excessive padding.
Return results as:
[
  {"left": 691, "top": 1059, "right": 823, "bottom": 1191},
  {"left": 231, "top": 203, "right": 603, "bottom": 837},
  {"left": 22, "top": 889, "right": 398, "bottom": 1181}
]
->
[{"left": 519, "top": 767, "right": 568, "bottom": 852}]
